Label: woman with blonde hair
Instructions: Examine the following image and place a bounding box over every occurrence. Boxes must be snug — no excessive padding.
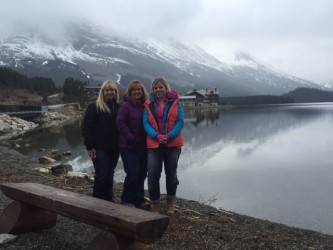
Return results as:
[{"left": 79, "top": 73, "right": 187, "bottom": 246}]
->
[
  {"left": 143, "top": 77, "right": 184, "bottom": 215},
  {"left": 116, "top": 80, "right": 149, "bottom": 207},
  {"left": 82, "top": 80, "right": 120, "bottom": 201}
]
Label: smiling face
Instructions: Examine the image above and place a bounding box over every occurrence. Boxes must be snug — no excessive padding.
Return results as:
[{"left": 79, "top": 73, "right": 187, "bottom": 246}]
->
[
  {"left": 130, "top": 83, "right": 143, "bottom": 101},
  {"left": 153, "top": 82, "right": 167, "bottom": 100},
  {"left": 103, "top": 87, "right": 117, "bottom": 101}
]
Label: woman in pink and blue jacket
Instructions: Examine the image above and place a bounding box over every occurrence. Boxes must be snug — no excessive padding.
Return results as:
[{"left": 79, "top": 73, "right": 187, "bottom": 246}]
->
[{"left": 143, "top": 77, "right": 184, "bottom": 215}]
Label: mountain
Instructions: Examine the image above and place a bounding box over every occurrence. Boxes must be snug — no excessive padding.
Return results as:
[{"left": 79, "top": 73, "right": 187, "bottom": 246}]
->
[
  {"left": 0, "top": 21, "right": 328, "bottom": 97},
  {"left": 321, "top": 81, "right": 333, "bottom": 89}
]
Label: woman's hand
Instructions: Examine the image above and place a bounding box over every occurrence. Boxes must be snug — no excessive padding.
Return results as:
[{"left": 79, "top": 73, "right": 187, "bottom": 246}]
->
[
  {"left": 157, "top": 134, "right": 168, "bottom": 144},
  {"left": 88, "top": 149, "right": 96, "bottom": 159}
]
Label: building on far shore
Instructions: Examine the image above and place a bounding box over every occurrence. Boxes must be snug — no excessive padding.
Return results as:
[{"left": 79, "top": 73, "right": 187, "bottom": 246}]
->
[
  {"left": 180, "top": 88, "right": 219, "bottom": 107},
  {"left": 83, "top": 86, "right": 100, "bottom": 98},
  {"left": 178, "top": 95, "right": 196, "bottom": 108}
]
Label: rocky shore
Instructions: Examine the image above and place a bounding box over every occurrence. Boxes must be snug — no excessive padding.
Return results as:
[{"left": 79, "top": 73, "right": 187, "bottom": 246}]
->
[
  {"left": 1, "top": 109, "right": 333, "bottom": 249},
  {"left": 0, "top": 105, "right": 82, "bottom": 140}
]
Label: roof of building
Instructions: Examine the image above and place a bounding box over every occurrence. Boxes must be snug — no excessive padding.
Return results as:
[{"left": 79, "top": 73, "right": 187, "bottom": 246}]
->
[
  {"left": 179, "top": 95, "right": 196, "bottom": 99},
  {"left": 84, "top": 86, "right": 101, "bottom": 89},
  {"left": 186, "top": 88, "right": 219, "bottom": 96},
  {"left": 185, "top": 91, "right": 205, "bottom": 97}
]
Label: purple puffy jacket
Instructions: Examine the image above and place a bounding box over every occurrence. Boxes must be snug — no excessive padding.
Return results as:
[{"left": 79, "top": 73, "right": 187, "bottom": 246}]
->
[{"left": 116, "top": 96, "right": 147, "bottom": 153}]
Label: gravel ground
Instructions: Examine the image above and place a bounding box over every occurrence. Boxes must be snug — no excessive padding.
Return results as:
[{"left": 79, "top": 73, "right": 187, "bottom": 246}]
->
[{"left": 1, "top": 143, "right": 333, "bottom": 249}]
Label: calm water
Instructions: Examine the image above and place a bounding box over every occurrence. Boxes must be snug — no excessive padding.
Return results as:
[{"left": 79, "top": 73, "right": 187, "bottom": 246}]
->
[{"left": 15, "top": 103, "right": 333, "bottom": 235}]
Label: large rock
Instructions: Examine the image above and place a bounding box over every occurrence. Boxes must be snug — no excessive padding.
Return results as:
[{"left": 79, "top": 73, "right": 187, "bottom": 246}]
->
[
  {"left": 0, "top": 234, "right": 17, "bottom": 246},
  {"left": 39, "top": 156, "right": 56, "bottom": 164},
  {"left": 62, "top": 151, "right": 72, "bottom": 156},
  {"left": 51, "top": 163, "right": 73, "bottom": 175},
  {"left": 33, "top": 167, "right": 50, "bottom": 173},
  {"left": 0, "top": 113, "right": 39, "bottom": 139},
  {"left": 50, "top": 153, "right": 62, "bottom": 161}
]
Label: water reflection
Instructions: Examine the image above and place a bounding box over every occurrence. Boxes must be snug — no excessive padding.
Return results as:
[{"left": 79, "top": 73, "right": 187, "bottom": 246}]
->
[
  {"left": 182, "top": 104, "right": 333, "bottom": 161},
  {"left": 14, "top": 103, "right": 333, "bottom": 235},
  {"left": 184, "top": 108, "right": 220, "bottom": 127},
  {"left": 178, "top": 103, "right": 333, "bottom": 235}
]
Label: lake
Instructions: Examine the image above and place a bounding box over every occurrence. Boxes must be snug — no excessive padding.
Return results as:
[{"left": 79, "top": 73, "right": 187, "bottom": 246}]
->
[{"left": 15, "top": 103, "right": 333, "bottom": 235}]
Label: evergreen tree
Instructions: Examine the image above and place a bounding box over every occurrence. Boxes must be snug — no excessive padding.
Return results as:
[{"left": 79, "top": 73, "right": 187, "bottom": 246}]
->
[{"left": 62, "top": 77, "right": 86, "bottom": 100}]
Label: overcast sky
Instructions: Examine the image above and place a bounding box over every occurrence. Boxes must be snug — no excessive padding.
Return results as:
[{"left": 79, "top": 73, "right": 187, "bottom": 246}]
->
[{"left": 1, "top": 0, "right": 332, "bottom": 83}]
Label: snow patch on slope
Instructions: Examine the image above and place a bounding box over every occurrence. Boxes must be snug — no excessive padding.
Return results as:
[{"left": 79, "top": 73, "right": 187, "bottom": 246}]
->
[{"left": 144, "top": 39, "right": 232, "bottom": 74}]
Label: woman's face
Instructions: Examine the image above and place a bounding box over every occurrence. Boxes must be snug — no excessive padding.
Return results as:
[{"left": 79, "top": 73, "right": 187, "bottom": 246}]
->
[
  {"left": 103, "top": 87, "right": 117, "bottom": 101},
  {"left": 153, "top": 82, "right": 167, "bottom": 99},
  {"left": 130, "top": 84, "right": 143, "bottom": 100}
]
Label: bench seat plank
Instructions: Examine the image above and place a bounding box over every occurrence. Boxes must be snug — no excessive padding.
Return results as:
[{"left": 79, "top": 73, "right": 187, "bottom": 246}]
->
[{"left": 0, "top": 182, "right": 169, "bottom": 244}]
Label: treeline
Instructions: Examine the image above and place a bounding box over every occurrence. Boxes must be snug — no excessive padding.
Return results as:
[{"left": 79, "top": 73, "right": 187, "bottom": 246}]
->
[
  {"left": 3, "top": 66, "right": 333, "bottom": 105},
  {"left": 219, "top": 87, "right": 333, "bottom": 105},
  {"left": 220, "top": 95, "right": 294, "bottom": 106},
  {"left": 0, "top": 67, "right": 58, "bottom": 98},
  {"left": 0, "top": 67, "right": 89, "bottom": 102},
  {"left": 283, "top": 87, "right": 333, "bottom": 103},
  {"left": 62, "top": 77, "right": 87, "bottom": 101}
]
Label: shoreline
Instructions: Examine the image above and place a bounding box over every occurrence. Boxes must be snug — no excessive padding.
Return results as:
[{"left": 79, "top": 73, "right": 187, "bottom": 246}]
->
[{"left": 1, "top": 144, "right": 333, "bottom": 249}]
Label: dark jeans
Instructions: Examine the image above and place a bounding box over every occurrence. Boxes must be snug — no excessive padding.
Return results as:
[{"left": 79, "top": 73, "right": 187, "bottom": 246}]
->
[
  {"left": 120, "top": 149, "right": 147, "bottom": 206},
  {"left": 147, "top": 146, "right": 181, "bottom": 202},
  {"left": 92, "top": 149, "right": 119, "bottom": 201}
]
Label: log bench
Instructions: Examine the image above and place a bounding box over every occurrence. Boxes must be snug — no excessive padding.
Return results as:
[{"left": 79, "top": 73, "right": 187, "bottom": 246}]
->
[{"left": 0, "top": 182, "right": 169, "bottom": 250}]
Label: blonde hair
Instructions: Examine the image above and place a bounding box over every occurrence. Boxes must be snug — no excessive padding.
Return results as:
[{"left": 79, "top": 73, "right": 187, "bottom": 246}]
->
[
  {"left": 126, "top": 80, "right": 149, "bottom": 102},
  {"left": 151, "top": 77, "right": 171, "bottom": 92},
  {"left": 96, "top": 80, "right": 119, "bottom": 113}
]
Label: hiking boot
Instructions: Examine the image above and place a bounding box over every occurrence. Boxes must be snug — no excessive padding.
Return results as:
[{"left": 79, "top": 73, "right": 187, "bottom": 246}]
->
[
  {"left": 151, "top": 203, "right": 161, "bottom": 213},
  {"left": 121, "top": 201, "right": 135, "bottom": 208},
  {"left": 167, "top": 198, "right": 175, "bottom": 215},
  {"left": 136, "top": 200, "right": 151, "bottom": 210}
]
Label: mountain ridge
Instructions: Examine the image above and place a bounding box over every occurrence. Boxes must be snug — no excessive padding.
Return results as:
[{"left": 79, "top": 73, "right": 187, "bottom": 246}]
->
[{"left": 0, "top": 20, "right": 330, "bottom": 96}]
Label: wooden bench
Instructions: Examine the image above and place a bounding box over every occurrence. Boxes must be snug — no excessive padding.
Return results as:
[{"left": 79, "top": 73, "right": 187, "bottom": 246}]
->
[{"left": 0, "top": 182, "right": 169, "bottom": 250}]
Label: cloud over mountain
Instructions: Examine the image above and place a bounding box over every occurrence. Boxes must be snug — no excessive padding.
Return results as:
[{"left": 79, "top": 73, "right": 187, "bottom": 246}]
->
[{"left": 0, "top": 20, "right": 329, "bottom": 96}]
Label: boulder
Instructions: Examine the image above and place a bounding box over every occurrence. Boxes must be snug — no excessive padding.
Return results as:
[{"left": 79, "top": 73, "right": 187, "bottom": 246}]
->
[
  {"left": 0, "top": 113, "right": 38, "bottom": 140},
  {"left": 62, "top": 151, "right": 72, "bottom": 156},
  {"left": 51, "top": 163, "right": 73, "bottom": 175},
  {"left": 67, "top": 171, "right": 87, "bottom": 178},
  {"left": 39, "top": 156, "right": 56, "bottom": 164},
  {"left": 33, "top": 167, "right": 50, "bottom": 173},
  {"left": 50, "top": 153, "right": 62, "bottom": 161},
  {"left": 50, "top": 149, "right": 59, "bottom": 155},
  {"left": 0, "top": 234, "right": 17, "bottom": 246}
]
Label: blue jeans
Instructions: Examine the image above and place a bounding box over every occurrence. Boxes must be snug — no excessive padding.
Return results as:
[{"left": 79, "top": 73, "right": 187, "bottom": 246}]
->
[
  {"left": 120, "top": 149, "right": 147, "bottom": 206},
  {"left": 92, "top": 149, "right": 119, "bottom": 201},
  {"left": 147, "top": 146, "right": 181, "bottom": 202}
]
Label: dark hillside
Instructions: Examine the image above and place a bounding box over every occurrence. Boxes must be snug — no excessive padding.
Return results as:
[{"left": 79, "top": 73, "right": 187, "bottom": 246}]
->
[{"left": 284, "top": 87, "right": 333, "bottom": 103}]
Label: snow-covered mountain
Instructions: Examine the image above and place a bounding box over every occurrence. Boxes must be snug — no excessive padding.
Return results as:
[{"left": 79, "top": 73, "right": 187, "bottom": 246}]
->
[
  {"left": 0, "top": 21, "right": 327, "bottom": 96},
  {"left": 320, "top": 81, "right": 333, "bottom": 89}
]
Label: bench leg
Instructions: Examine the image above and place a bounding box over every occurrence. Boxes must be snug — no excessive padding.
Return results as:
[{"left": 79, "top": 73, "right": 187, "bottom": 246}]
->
[
  {"left": 0, "top": 201, "right": 57, "bottom": 234},
  {"left": 87, "top": 232, "right": 119, "bottom": 250},
  {"left": 88, "top": 232, "right": 155, "bottom": 250},
  {"left": 116, "top": 235, "right": 155, "bottom": 250}
]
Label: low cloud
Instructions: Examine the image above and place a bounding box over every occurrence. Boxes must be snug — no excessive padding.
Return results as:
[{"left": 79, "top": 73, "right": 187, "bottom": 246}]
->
[{"left": 1, "top": 0, "right": 332, "bottom": 83}]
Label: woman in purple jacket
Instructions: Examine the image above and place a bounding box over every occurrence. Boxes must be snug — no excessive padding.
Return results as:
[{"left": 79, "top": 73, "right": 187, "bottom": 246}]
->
[{"left": 116, "top": 80, "right": 149, "bottom": 207}]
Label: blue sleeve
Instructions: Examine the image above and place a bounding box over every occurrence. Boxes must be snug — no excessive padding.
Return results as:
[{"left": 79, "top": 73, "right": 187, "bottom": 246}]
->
[
  {"left": 143, "top": 108, "right": 159, "bottom": 139},
  {"left": 168, "top": 102, "right": 184, "bottom": 140}
]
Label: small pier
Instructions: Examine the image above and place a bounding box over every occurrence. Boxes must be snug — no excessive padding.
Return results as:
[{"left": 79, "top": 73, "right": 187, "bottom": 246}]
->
[{"left": 0, "top": 105, "right": 46, "bottom": 119}]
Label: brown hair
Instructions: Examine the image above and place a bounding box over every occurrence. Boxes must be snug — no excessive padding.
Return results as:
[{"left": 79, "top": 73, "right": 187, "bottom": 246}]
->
[
  {"left": 151, "top": 77, "right": 171, "bottom": 92},
  {"left": 126, "top": 80, "right": 149, "bottom": 102}
]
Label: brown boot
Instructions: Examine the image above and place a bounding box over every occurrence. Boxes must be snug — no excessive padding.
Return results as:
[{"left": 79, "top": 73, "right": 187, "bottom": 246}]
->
[
  {"left": 151, "top": 203, "right": 161, "bottom": 213},
  {"left": 167, "top": 198, "right": 175, "bottom": 215}
]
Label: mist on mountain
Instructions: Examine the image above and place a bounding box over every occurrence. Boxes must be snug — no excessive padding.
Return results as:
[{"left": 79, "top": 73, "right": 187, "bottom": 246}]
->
[{"left": 0, "top": 20, "right": 330, "bottom": 97}]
